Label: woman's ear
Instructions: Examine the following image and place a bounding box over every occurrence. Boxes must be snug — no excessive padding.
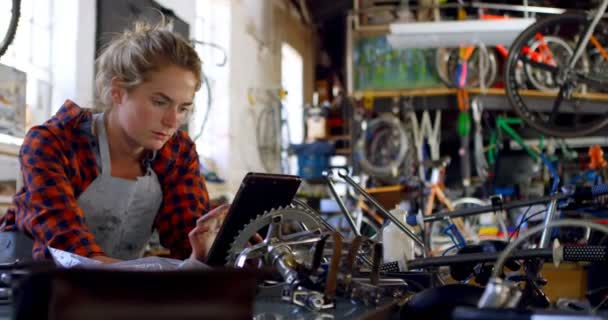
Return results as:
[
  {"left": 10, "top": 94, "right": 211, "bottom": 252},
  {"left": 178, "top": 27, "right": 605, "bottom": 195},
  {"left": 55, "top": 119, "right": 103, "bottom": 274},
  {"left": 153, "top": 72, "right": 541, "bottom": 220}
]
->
[{"left": 110, "top": 77, "right": 126, "bottom": 105}]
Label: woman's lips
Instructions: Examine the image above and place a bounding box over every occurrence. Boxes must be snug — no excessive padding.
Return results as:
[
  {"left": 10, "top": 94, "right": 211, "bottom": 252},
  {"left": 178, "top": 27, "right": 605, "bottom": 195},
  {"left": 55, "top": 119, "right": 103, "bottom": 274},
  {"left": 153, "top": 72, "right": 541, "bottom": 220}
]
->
[{"left": 152, "top": 131, "right": 169, "bottom": 139}]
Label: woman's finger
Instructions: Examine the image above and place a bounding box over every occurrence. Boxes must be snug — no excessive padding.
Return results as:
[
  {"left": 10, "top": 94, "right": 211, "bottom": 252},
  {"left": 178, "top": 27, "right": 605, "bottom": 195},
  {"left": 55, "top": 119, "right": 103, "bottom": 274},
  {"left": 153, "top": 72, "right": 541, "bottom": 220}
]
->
[{"left": 196, "top": 204, "right": 230, "bottom": 225}]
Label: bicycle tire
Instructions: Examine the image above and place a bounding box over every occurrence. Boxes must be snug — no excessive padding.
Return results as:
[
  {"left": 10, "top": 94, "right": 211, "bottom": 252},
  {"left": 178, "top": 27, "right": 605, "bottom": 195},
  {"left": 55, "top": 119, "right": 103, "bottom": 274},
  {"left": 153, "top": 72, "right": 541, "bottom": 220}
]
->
[
  {"left": 435, "top": 47, "right": 498, "bottom": 88},
  {"left": 505, "top": 12, "right": 608, "bottom": 138},
  {"left": 0, "top": 0, "right": 20, "bottom": 60},
  {"left": 355, "top": 113, "right": 409, "bottom": 178}
]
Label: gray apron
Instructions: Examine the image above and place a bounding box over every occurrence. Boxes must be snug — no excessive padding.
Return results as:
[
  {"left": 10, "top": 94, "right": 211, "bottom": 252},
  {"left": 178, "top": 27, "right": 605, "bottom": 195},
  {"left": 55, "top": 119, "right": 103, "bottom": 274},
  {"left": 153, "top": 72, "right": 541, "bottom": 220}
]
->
[{"left": 77, "top": 113, "right": 163, "bottom": 260}]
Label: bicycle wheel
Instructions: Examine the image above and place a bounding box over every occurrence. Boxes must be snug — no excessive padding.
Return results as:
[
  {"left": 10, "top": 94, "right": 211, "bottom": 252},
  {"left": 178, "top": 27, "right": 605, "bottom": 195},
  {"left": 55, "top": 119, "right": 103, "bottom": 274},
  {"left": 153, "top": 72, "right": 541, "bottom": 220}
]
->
[
  {"left": 429, "top": 197, "right": 491, "bottom": 254},
  {"left": 355, "top": 113, "right": 409, "bottom": 178},
  {"left": 435, "top": 47, "right": 498, "bottom": 88},
  {"left": 0, "top": 0, "right": 20, "bottom": 59},
  {"left": 505, "top": 13, "right": 608, "bottom": 137}
]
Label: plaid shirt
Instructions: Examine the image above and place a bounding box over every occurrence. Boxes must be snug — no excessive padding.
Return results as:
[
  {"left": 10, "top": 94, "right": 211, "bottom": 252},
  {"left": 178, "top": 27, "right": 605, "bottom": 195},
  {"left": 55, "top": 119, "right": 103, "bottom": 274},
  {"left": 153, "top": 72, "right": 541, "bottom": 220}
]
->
[{"left": 1, "top": 100, "right": 210, "bottom": 260}]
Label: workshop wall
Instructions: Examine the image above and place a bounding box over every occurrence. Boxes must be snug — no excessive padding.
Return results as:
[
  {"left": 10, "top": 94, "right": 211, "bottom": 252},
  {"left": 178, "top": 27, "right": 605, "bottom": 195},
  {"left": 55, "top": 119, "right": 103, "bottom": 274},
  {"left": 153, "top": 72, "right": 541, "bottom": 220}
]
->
[
  {"left": 32, "top": 0, "right": 316, "bottom": 196},
  {"left": 227, "top": 0, "right": 316, "bottom": 191}
]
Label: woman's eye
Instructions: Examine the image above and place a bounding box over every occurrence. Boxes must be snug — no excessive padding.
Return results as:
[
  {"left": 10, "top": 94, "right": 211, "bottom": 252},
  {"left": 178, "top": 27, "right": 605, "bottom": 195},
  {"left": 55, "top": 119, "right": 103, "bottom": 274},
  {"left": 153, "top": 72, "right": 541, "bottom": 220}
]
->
[
  {"left": 152, "top": 99, "right": 167, "bottom": 106},
  {"left": 179, "top": 107, "right": 192, "bottom": 114}
]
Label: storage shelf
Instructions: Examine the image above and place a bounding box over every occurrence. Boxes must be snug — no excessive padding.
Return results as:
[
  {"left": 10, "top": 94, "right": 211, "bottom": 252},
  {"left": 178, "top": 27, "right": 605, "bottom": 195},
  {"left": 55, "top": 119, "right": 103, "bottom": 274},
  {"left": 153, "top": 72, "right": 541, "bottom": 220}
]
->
[
  {"left": 351, "top": 87, "right": 608, "bottom": 114},
  {"left": 353, "top": 87, "right": 608, "bottom": 101}
]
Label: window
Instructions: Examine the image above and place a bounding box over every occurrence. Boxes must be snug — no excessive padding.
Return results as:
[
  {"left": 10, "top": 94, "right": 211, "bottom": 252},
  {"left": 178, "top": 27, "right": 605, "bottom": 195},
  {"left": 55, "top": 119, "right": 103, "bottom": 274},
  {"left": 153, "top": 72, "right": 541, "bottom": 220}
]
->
[
  {"left": 191, "top": 0, "right": 231, "bottom": 176},
  {"left": 1, "top": 0, "right": 54, "bottom": 128},
  {"left": 281, "top": 42, "right": 303, "bottom": 175}
]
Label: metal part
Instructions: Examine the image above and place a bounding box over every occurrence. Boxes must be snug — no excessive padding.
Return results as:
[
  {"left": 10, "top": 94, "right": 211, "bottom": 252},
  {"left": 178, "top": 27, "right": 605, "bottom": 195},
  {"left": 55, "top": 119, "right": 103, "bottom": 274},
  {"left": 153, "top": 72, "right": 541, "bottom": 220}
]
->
[
  {"left": 567, "top": 0, "right": 608, "bottom": 70},
  {"left": 338, "top": 171, "right": 426, "bottom": 249},
  {"left": 478, "top": 277, "right": 523, "bottom": 308},
  {"left": 268, "top": 245, "right": 299, "bottom": 285},
  {"left": 227, "top": 207, "right": 324, "bottom": 266},
  {"left": 539, "top": 199, "right": 558, "bottom": 248},
  {"left": 283, "top": 285, "right": 334, "bottom": 311},
  {"left": 325, "top": 172, "right": 360, "bottom": 237}
]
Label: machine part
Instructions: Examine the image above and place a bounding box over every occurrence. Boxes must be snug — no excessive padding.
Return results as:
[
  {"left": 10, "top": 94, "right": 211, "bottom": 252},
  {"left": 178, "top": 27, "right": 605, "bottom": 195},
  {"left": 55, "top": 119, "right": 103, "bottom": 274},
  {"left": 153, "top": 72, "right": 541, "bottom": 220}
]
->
[
  {"left": 477, "top": 277, "right": 522, "bottom": 309},
  {"left": 324, "top": 232, "right": 342, "bottom": 301},
  {"left": 282, "top": 285, "right": 334, "bottom": 311},
  {"left": 227, "top": 207, "right": 325, "bottom": 267},
  {"left": 355, "top": 113, "right": 409, "bottom": 178}
]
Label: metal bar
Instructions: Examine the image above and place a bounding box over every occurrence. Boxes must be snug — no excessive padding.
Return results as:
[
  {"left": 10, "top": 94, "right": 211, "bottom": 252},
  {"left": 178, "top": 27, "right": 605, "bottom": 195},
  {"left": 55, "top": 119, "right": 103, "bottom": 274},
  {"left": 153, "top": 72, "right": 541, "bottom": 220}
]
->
[
  {"left": 406, "top": 248, "right": 553, "bottom": 269},
  {"left": 325, "top": 174, "right": 361, "bottom": 237},
  {"left": 568, "top": 0, "right": 608, "bottom": 70},
  {"left": 470, "top": 2, "right": 566, "bottom": 15},
  {"left": 538, "top": 198, "right": 558, "bottom": 248},
  {"left": 346, "top": 14, "right": 354, "bottom": 94},
  {"left": 423, "top": 193, "right": 570, "bottom": 223},
  {"left": 337, "top": 171, "right": 426, "bottom": 249}
]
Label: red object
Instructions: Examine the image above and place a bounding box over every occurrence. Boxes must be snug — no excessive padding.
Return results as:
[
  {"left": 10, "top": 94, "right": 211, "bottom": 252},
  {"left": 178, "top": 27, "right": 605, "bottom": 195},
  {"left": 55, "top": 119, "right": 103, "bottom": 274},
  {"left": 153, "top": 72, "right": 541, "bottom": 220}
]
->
[{"left": 588, "top": 145, "right": 607, "bottom": 170}]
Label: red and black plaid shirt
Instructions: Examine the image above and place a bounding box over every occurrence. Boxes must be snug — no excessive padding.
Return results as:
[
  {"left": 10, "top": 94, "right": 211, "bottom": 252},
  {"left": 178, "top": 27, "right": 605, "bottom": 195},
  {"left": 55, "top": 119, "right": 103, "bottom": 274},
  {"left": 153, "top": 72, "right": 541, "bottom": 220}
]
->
[{"left": 1, "top": 100, "right": 210, "bottom": 260}]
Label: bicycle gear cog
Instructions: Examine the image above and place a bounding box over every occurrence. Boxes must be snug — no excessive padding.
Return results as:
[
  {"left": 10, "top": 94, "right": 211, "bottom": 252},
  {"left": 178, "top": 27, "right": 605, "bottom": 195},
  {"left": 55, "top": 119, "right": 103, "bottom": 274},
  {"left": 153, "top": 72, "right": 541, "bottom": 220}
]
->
[{"left": 226, "top": 206, "right": 324, "bottom": 266}]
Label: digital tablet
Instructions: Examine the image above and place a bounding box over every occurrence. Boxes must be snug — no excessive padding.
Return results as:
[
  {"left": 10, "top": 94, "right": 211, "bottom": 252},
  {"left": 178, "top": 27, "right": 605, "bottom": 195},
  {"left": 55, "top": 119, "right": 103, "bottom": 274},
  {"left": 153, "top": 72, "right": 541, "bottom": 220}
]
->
[{"left": 205, "top": 172, "right": 302, "bottom": 266}]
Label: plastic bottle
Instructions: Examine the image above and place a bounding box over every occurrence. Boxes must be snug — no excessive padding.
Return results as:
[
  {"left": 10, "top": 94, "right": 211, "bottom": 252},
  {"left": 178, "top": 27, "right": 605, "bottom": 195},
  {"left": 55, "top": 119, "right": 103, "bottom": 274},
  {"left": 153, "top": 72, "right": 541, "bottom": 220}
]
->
[{"left": 382, "top": 206, "right": 416, "bottom": 271}]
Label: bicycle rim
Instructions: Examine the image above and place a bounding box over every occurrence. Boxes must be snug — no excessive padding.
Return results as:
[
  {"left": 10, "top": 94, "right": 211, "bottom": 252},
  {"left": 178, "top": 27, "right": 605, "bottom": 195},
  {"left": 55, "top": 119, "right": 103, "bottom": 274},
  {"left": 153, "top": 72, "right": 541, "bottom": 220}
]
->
[
  {"left": 505, "top": 13, "right": 608, "bottom": 137},
  {"left": 0, "top": 0, "right": 20, "bottom": 60}
]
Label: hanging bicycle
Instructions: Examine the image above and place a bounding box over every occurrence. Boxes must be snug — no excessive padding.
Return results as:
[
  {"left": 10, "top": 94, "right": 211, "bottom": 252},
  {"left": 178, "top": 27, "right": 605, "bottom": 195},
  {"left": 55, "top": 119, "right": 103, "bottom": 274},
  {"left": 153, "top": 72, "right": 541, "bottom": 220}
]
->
[{"left": 505, "top": 0, "right": 608, "bottom": 137}]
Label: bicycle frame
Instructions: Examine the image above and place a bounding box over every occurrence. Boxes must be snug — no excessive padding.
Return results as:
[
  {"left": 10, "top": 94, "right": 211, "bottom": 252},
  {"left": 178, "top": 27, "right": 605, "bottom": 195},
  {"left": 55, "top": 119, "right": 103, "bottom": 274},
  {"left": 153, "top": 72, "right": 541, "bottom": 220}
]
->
[{"left": 567, "top": 0, "right": 608, "bottom": 70}]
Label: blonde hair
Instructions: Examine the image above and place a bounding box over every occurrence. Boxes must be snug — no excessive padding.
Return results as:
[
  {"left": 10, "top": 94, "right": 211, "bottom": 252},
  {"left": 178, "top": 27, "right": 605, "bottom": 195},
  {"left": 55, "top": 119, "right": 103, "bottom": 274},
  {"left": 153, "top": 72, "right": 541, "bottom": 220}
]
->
[{"left": 95, "top": 20, "right": 202, "bottom": 110}]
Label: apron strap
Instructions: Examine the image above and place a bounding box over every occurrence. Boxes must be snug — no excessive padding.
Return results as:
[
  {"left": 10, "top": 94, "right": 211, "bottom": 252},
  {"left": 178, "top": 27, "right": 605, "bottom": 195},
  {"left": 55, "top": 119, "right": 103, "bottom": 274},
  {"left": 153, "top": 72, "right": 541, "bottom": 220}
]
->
[{"left": 93, "top": 113, "right": 112, "bottom": 176}]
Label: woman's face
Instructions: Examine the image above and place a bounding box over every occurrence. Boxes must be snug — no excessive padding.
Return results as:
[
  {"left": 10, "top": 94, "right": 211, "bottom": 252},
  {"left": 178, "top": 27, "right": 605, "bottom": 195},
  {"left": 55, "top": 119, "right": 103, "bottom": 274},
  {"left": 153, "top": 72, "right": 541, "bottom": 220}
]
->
[{"left": 112, "top": 64, "right": 197, "bottom": 151}]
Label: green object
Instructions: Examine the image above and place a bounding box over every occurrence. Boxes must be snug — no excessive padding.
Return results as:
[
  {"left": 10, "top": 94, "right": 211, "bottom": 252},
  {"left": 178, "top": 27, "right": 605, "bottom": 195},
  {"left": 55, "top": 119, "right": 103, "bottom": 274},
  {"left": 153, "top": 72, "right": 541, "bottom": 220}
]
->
[
  {"left": 458, "top": 111, "right": 471, "bottom": 137},
  {"left": 487, "top": 117, "right": 545, "bottom": 166},
  {"left": 488, "top": 130, "right": 498, "bottom": 166},
  {"left": 354, "top": 36, "right": 442, "bottom": 90},
  {"left": 497, "top": 117, "right": 539, "bottom": 161}
]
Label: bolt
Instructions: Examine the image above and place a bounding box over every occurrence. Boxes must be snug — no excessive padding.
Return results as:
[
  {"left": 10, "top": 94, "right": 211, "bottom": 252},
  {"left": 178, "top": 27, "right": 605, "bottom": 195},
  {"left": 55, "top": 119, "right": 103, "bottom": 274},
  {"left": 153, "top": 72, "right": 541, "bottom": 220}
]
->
[{"left": 308, "top": 295, "right": 324, "bottom": 310}]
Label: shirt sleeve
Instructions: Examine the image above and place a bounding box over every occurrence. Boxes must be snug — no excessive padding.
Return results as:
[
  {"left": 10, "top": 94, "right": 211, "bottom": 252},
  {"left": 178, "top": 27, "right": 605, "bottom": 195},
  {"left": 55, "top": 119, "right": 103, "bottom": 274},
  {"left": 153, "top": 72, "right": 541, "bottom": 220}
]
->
[
  {"left": 14, "top": 126, "right": 106, "bottom": 259},
  {"left": 155, "top": 137, "right": 210, "bottom": 259}
]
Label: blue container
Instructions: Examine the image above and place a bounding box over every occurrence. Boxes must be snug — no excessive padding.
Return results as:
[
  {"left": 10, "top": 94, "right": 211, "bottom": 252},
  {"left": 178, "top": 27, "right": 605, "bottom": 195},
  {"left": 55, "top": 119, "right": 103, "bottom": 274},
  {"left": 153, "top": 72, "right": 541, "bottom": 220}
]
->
[{"left": 291, "top": 142, "right": 335, "bottom": 180}]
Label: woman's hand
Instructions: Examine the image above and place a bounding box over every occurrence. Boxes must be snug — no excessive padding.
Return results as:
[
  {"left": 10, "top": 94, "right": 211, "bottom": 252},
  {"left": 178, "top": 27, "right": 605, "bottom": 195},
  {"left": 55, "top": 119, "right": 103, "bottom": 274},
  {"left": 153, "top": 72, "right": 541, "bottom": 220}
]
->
[{"left": 189, "top": 204, "right": 230, "bottom": 262}]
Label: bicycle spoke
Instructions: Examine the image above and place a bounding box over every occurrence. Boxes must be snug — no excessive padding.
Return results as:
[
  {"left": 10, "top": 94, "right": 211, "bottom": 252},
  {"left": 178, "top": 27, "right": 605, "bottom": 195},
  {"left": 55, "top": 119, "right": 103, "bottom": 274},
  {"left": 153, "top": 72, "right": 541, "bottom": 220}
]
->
[{"left": 574, "top": 72, "right": 607, "bottom": 90}]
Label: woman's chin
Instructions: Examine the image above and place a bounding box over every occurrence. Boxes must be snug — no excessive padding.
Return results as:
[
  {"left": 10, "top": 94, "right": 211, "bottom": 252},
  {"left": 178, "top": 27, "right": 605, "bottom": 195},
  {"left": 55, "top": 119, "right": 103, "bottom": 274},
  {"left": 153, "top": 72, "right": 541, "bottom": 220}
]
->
[{"left": 144, "top": 139, "right": 166, "bottom": 151}]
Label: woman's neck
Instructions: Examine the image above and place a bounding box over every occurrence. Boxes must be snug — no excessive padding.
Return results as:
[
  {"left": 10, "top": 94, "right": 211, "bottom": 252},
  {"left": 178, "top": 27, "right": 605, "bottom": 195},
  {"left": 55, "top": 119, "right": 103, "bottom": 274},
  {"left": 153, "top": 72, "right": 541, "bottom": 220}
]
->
[{"left": 104, "top": 110, "right": 145, "bottom": 164}]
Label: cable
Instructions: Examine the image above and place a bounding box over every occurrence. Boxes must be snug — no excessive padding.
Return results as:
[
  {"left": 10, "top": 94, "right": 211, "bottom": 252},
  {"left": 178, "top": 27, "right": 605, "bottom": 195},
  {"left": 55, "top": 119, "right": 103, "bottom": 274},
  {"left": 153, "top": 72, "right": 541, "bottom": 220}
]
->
[
  {"left": 507, "top": 206, "right": 535, "bottom": 243},
  {"left": 193, "top": 72, "right": 212, "bottom": 142}
]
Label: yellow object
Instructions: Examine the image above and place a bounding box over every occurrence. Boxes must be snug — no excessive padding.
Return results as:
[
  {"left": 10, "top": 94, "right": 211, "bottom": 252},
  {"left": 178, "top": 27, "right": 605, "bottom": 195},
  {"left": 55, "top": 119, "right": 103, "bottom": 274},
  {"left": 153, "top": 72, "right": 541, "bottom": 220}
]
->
[
  {"left": 362, "top": 94, "right": 374, "bottom": 110},
  {"left": 279, "top": 88, "right": 288, "bottom": 101},
  {"left": 478, "top": 226, "right": 499, "bottom": 237},
  {"left": 541, "top": 263, "right": 587, "bottom": 302}
]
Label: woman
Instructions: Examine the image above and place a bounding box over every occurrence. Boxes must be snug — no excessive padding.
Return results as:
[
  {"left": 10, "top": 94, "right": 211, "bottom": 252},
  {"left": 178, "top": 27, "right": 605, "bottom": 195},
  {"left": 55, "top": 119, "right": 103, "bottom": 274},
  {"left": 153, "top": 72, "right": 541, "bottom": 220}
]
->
[{"left": 0, "top": 21, "right": 225, "bottom": 264}]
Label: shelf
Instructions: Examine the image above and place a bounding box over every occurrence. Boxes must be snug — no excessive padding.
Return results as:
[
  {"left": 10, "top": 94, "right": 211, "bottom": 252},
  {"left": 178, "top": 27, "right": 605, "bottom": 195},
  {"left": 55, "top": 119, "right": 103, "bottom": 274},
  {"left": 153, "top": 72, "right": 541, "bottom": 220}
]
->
[
  {"left": 335, "top": 148, "right": 352, "bottom": 155},
  {"left": 353, "top": 87, "right": 608, "bottom": 101},
  {"left": 351, "top": 88, "right": 608, "bottom": 114},
  {"left": 353, "top": 87, "right": 457, "bottom": 98},
  {"left": 468, "top": 88, "right": 608, "bottom": 102}
]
